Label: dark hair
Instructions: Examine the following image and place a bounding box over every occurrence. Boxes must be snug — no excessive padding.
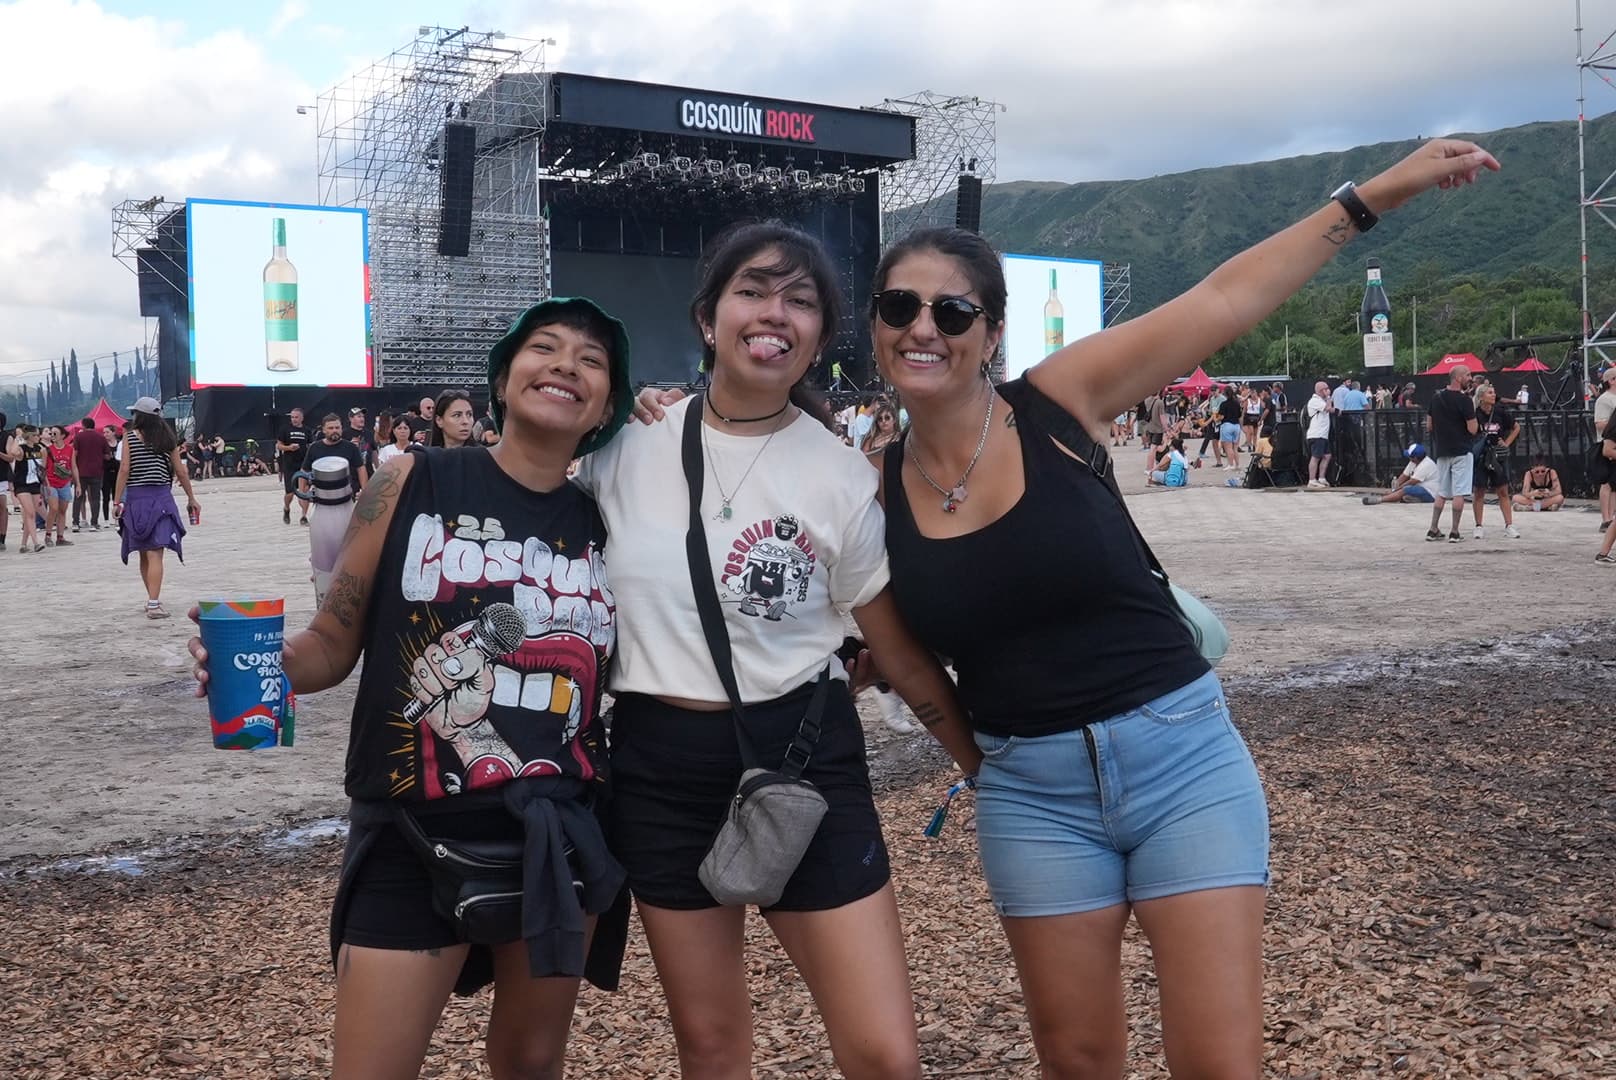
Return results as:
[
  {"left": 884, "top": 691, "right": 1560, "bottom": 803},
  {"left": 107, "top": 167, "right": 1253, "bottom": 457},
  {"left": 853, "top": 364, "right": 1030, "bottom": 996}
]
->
[
  {"left": 81, "top": 416, "right": 94, "bottom": 428},
  {"left": 871, "top": 227, "right": 1008, "bottom": 326},
  {"left": 429, "top": 389, "right": 474, "bottom": 447},
  {"left": 131, "top": 410, "right": 176, "bottom": 455},
  {"left": 1531, "top": 453, "right": 1551, "bottom": 467},
  {"left": 1169, "top": 437, "right": 1185, "bottom": 453},
  {"left": 389, "top": 414, "right": 412, "bottom": 444},
  {"left": 321, "top": 413, "right": 341, "bottom": 427},
  {"left": 689, "top": 220, "right": 840, "bottom": 430}
]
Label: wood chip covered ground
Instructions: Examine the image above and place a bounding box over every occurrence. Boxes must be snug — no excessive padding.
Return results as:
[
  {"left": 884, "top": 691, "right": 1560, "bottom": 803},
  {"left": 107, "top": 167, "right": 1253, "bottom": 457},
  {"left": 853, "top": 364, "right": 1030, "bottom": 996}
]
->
[{"left": 8, "top": 646, "right": 1613, "bottom": 1078}]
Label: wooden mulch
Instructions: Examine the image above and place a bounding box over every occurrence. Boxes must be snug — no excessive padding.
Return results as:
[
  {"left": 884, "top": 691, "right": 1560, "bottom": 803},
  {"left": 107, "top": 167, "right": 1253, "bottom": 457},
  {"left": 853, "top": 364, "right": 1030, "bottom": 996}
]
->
[{"left": 6, "top": 659, "right": 1613, "bottom": 1078}]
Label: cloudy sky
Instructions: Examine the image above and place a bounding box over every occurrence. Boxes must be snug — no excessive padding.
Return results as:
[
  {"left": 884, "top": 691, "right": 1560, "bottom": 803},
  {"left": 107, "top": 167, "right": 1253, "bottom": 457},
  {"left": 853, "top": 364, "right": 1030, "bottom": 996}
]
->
[{"left": 0, "top": 0, "right": 1592, "bottom": 386}]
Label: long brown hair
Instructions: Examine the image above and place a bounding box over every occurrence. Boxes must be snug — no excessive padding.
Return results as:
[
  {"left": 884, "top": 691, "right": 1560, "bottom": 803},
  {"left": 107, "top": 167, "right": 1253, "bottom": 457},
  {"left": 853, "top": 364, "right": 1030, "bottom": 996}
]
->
[{"left": 131, "top": 410, "right": 176, "bottom": 455}]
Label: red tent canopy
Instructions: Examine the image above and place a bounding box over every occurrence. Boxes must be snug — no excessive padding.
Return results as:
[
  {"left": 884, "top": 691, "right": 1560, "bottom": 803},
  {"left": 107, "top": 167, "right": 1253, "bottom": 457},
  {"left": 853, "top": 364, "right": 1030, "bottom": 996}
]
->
[
  {"left": 66, "top": 398, "right": 126, "bottom": 435},
  {"left": 1173, "top": 366, "right": 1220, "bottom": 394},
  {"left": 1420, "top": 353, "right": 1482, "bottom": 376},
  {"left": 1504, "top": 357, "right": 1550, "bottom": 372}
]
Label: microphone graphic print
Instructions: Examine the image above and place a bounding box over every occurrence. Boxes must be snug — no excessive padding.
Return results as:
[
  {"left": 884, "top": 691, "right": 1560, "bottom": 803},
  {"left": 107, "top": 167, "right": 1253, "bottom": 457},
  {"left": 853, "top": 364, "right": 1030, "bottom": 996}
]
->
[{"left": 402, "top": 602, "right": 528, "bottom": 724}]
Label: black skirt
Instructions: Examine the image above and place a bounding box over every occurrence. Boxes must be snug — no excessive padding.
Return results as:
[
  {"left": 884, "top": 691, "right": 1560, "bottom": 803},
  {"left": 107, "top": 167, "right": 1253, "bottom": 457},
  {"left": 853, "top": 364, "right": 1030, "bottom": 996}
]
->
[{"left": 608, "top": 678, "right": 890, "bottom": 911}]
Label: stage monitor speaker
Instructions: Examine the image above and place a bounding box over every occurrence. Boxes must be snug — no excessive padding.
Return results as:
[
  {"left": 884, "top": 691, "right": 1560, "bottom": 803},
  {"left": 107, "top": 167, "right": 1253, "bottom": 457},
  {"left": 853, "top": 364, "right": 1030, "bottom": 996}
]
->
[
  {"left": 437, "top": 122, "right": 476, "bottom": 257},
  {"left": 955, "top": 175, "right": 983, "bottom": 233}
]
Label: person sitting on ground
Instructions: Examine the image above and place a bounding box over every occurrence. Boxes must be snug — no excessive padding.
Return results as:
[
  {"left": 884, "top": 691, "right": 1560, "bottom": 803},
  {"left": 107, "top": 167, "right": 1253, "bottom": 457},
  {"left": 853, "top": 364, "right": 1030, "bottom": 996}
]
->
[
  {"left": 1362, "top": 443, "right": 1437, "bottom": 504},
  {"left": 1147, "top": 437, "right": 1190, "bottom": 487},
  {"left": 1512, "top": 456, "right": 1564, "bottom": 512}
]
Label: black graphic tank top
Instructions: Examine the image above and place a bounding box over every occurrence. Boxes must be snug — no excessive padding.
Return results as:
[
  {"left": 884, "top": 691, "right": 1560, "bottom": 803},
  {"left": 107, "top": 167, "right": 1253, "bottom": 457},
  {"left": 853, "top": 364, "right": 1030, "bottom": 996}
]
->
[{"left": 345, "top": 448, "right": 615, "bottom": 802}]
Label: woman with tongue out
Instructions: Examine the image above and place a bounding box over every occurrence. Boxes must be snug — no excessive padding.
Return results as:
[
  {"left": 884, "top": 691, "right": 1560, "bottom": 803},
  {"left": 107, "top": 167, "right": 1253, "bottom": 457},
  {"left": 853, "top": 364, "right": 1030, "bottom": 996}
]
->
[{"left": 572, "top": 220, "right": 977, "bottom": 1079}]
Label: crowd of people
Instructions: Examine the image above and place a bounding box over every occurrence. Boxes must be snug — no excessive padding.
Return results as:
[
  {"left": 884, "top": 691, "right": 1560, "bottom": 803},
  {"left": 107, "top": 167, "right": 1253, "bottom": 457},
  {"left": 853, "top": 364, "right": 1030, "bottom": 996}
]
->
[{"left": 155, "top": 136, "right": 1499, "bottom": 1079}]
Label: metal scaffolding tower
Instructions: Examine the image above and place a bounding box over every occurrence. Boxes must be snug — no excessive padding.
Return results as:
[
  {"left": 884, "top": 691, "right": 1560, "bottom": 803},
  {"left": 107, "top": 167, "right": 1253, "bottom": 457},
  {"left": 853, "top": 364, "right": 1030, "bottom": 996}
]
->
[
  {"left": 1577, "top": 1, "right": 1616, "bottom": 393},
  {"left": 1102, "top": 263, "right": 1132, "bottom": 326},
  {"left": 872, "top": 92, "right": 1002, "bottom": 246},
  {"left": 316, "top": 27, "right": 555, "bottom": 385},
  {"left": 111, "top": 196, "right": 187, "bottom": 294}
]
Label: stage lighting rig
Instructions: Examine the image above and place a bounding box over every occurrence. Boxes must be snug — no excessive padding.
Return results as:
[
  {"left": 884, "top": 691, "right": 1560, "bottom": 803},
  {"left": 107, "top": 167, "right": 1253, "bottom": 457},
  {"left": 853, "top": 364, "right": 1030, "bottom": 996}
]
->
[
  {"left": 790, "top": 169, "right": 811, "bottom": 186},
  {"left": 760, "top": 166, "right": 783, "bottom": 184}
]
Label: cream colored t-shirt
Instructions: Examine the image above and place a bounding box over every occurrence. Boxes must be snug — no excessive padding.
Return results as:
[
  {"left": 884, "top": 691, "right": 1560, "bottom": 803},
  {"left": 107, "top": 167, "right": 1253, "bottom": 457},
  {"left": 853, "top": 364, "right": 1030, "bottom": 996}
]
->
[{"left": 573, "top": 397, "right": 890, "bottom": 703}]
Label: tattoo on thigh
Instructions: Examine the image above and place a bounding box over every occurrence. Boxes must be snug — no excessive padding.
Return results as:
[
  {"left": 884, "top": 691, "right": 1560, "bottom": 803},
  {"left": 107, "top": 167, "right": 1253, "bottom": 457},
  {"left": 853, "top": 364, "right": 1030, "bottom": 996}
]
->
[
  {"left": 410, "top": 947, "right": 443, "bottom": 958},
  {"left": 911, "top": 701, "right": 945, "bottom": 728}
]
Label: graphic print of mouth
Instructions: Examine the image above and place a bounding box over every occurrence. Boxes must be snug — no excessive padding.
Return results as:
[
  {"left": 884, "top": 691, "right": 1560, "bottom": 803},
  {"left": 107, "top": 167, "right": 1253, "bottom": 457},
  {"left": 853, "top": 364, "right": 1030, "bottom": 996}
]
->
[{"left": 488, "top": 631, "right": 598, "bottom": 749}]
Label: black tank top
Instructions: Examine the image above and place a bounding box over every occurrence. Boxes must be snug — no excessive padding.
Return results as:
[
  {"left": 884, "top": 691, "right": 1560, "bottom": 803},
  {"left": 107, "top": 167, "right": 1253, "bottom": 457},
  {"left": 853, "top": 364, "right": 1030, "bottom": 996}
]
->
[
  {"left": 345, "top": 447, "right": 615, "bottom": 802},
  {"left": 884, "top": 378, "right": 1208, "bottom": 739}
]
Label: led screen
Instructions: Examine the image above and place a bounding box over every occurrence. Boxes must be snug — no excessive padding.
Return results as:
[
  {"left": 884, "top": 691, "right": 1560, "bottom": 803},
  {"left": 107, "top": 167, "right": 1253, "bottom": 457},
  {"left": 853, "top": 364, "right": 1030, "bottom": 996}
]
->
[
  {"left": 551, "top": 251, "right": 702, "bottom": 385},
  {"left": 1001, "top": 254, "right": 1104, "bottom": 381},
  {"left": 186, "top": 199, "right": 371, "bottom": 388}
]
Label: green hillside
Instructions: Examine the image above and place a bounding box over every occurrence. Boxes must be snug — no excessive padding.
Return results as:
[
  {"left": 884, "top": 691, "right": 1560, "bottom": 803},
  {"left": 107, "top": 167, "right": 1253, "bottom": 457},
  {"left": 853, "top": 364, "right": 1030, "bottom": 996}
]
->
[{"left": 984, "top": 115, "right": 1605, "bottom": 307}]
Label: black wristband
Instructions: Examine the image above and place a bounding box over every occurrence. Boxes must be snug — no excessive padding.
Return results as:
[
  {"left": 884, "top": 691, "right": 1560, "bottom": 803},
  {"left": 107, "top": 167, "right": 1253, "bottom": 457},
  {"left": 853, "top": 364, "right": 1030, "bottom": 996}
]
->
[{"left": 1331, "top": 181, "right": 1378, "bottom": 234}]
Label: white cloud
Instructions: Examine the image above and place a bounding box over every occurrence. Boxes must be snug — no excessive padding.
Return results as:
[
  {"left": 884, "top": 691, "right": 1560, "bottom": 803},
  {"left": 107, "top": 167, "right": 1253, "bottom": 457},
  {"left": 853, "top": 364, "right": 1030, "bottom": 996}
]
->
[
  {"left": 270, "top": 0, "right": 308, "bottom": 38},
  {"left": 0, "top": 0, "right": 316, "bottom": 382}
]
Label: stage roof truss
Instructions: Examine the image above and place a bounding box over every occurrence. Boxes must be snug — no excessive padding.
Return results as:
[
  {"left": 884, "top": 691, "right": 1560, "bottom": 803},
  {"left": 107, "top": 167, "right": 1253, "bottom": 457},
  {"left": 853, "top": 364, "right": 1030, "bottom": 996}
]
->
[{"left": 871, "top": 91, "right": 1002, "bottom": 247}]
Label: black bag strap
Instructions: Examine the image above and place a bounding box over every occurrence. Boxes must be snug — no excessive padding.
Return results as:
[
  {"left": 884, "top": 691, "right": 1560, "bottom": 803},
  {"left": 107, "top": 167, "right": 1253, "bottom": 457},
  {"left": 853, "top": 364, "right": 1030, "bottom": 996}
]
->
[
  {"left": 995, "top": 378, "right": 1177, "bottom": 593},
  {"left": 679, "top": 396, "right": 827, "bottom": 778}
]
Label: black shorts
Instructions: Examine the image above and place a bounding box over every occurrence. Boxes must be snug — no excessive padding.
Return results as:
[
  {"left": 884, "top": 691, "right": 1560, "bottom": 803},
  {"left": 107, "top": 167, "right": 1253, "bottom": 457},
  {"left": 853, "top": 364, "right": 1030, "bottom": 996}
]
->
[
  {"left": 337, "top": 806, "right": 522, "bottom": 953},
  {"left": 608, "top": 680, "right": 890, "bottom": 912},
  {"left": 1477, "top": 462, "right": 1512, "bottom": 490},
  {"left": 281, "top": 466, "right": 305, "bottom": 494}
]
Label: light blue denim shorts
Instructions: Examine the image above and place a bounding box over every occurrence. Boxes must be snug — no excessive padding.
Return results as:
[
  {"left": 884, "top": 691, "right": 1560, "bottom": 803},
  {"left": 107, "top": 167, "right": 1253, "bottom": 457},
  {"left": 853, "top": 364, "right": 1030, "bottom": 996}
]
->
[{"left": 972, "top": 670, "right": 1269, "bottom": 917}]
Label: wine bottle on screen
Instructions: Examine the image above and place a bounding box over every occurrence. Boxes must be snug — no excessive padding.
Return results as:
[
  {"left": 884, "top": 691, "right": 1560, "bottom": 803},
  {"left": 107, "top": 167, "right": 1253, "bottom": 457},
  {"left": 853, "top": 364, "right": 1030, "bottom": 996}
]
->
[
  {"left": 1360, "top": 258, "right": 1393, "bottom": 369},
  {"left": 264, "top": 217, "right": 299, "bottom": 371},
  {"left": 1043, "top": 268, "right": 1064, "bottom": 356}
]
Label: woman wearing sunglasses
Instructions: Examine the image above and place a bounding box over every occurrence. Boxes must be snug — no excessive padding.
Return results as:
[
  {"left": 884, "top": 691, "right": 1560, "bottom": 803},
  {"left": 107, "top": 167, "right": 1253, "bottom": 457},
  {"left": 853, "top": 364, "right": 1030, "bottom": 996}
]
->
[
  {"left": 580, "top": 220, "right": 978, "bottom": 1079},
  {"left": 860, "top": 139, "right": 1496, "bottom": 1077}
]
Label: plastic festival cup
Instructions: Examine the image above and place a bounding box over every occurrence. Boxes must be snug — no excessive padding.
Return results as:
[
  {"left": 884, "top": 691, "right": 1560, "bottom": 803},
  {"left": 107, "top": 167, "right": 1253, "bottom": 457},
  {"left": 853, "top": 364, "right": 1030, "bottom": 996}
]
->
[{"left": 198, "top": 597, "right": 296, "bottom": 750}]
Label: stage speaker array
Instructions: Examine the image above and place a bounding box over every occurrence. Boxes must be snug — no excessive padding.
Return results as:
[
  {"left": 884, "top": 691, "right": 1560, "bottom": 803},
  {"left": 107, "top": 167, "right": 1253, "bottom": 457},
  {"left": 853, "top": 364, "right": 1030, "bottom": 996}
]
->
[
  {"left": 438, "top": 122, "right": 476, "bottom": 258},
  {"left": 955, "top": 175, "right": 983, "bottom": 234}
]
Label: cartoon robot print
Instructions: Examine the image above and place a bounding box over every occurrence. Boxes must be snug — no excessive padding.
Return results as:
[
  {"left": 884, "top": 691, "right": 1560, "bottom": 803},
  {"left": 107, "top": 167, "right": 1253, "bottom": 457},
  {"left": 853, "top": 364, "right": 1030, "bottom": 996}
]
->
[{"left": 720, "top": 513, "right": 816, "bottom": 621}]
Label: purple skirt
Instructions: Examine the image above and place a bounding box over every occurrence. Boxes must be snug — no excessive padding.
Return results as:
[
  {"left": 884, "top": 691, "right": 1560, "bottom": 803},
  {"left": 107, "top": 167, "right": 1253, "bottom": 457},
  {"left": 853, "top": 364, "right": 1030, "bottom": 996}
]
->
[{"left": 119, "top": 484, "right": 186, "bottom": 563}]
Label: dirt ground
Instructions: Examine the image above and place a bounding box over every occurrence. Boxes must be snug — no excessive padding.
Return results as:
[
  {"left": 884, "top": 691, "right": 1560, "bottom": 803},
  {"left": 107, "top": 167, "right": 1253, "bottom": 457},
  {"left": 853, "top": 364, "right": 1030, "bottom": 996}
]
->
[{"left": 3, "top": 464, "right": 1613, "bottom": 1078}]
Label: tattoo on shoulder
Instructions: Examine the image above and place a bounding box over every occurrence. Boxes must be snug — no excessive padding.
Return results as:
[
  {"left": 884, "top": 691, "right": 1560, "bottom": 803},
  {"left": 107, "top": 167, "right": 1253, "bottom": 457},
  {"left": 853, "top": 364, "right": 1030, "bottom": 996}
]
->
[
  {"left": 910, "top": 702, "right": 945, "bottom": 729},
  {"left": 1005, "top": 410, "right": 1017, "bottom": 429},
  {"left": 1322, "top": 221, "right": 1352, "bottom": 247},
  {"left": 322, "top": 570, "right": 367, "bottom": 630}
]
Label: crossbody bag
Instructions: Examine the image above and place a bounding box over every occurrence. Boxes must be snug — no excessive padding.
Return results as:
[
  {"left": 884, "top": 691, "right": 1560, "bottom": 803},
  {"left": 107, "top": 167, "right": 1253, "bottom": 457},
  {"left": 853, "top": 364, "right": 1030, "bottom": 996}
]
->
[{"left": 680, "top": 396, "right": 832, "bottom": 908}]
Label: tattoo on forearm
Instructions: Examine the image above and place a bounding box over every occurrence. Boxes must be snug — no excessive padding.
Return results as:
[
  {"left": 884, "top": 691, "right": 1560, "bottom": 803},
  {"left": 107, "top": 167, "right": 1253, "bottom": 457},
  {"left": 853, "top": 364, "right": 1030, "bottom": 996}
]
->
[
  {"left": 911, "top": 702, "right": 945, "bottom": 729},
  {"left": 322, "top": 570, "right": 367, "bottom": 630},
  {"left": 1322, "top": 221, "right": 1352, "bottom": 247}
]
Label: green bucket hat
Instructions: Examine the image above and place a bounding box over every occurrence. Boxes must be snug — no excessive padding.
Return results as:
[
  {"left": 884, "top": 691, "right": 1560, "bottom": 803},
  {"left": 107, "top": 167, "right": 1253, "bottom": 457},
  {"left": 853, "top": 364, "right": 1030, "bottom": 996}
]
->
[{"left": 487, "top": 296, "right": 633, "bottom": 456}]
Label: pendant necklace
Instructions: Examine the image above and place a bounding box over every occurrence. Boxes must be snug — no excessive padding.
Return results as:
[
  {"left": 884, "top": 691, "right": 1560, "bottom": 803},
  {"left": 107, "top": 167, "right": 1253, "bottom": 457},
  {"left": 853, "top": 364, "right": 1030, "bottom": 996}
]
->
[
  {"left": 907, "top": 385, "right": 995, "bottom": 513},
  {"left": 703, "top": 399, "right": 787, "bottom": 522}
]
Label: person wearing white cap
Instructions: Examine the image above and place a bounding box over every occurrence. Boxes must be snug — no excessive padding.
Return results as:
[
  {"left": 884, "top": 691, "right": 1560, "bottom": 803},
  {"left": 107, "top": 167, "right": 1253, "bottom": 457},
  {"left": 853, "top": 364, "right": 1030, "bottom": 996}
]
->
[
  {"left": 113, "top": 397, "right": 200, "bottom": 618},
  {"left": 1361, "top": 443, "right": 1436, "bottom": 504}
]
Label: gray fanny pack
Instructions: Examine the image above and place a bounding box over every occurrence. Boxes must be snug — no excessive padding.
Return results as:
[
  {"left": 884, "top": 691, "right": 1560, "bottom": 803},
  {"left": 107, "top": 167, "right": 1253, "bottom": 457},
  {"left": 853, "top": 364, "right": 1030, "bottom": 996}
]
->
[{"left": 681, "top": 396, "right": 830, "bottom": 908}]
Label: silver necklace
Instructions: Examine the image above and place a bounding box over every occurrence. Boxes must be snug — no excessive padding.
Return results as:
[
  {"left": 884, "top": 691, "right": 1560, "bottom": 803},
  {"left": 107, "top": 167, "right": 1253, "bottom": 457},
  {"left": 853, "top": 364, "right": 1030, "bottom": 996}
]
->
[
  {"left": 907, "top": 385, "right": 995, "bottom": 513},
  {"left": 702, "top": 401, "right": 786, "bottom": 522}
]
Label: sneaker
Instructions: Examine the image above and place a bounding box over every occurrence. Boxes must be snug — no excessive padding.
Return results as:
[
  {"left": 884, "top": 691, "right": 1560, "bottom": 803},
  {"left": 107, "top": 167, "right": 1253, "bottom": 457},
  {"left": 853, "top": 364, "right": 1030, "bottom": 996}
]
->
[
  {"left": 1473, "top": 526, "right": 1485, "bottom": 540},
  {"left": 300, "top": 517, "right": 309, "bottom": 527},
  {"left": 1603, "top": 520, "right": 1612, "bottom": 532},
  {"left": 1425, "top": 529, "right": 1444, "bottom": 542},
  {"left": 1362, "top": 495, "right": 1382, "bottom": 505},
  {"left": 1448, "top": 531, "right": 1462, "bottom": 543},
  {"left": 72, "top": 524, "right": 80, "bottom": 533},
  {"left": 283, "top": 507, "right": 291, "bottom": 525},
  {"left": 55, "top": 537, "right": 73, "bottom": 547},
  {"left": 43, "top": 535, "right": 53, "bottom": 547},
  {"left": 1597, "top": 553, "right": 1616, "bottom": 565},
  {"left": 1504, "top": 524, "right": 1521, "bottom": 539}
]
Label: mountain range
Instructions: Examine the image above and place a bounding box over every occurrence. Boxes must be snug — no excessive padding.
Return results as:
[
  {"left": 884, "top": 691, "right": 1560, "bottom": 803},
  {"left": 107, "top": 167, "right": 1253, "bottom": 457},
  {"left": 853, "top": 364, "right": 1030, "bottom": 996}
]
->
[{"left": 979, "top": 113, "right": 1616, "bottom": 318}]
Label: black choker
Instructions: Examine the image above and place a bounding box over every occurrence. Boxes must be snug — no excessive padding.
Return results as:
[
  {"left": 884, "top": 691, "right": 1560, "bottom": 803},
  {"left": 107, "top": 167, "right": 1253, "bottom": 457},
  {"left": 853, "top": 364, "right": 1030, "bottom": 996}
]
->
[{"left": 706, "top": 396, "right": 790, "bottom": 425}]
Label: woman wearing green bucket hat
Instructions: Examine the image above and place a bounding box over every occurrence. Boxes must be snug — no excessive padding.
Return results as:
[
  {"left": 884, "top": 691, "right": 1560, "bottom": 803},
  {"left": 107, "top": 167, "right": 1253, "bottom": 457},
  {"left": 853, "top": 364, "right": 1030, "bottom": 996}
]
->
[
  {"left": 189, "top": 296, "right": 634, "bottom": 1078},
  {"left": 573, "top": 222, "right": 979, "bottom": 1078}
]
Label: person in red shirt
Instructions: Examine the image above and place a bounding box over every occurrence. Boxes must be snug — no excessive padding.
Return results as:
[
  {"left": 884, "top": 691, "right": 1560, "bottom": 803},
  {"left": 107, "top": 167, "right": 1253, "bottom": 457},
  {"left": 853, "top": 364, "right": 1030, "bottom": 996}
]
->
[
  {"left": 43, "top": 425, "right": 80, "bottom": 546},
  {"left": 72, "top": 416, "right": 107, "bottom": 531}
]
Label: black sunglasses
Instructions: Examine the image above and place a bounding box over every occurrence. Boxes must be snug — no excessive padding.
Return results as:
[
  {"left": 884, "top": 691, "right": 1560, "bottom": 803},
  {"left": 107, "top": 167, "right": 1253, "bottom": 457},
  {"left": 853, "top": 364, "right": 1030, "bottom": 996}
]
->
[{"left": 872, "top": 289, "right": 992, "bottom": 337}]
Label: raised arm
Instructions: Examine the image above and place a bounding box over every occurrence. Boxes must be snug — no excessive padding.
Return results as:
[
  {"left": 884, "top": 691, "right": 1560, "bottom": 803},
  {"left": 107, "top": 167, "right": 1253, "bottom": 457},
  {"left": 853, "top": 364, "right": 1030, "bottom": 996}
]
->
[{"left": 1027, "top": 139, "right": 1498, "bottom": 439}]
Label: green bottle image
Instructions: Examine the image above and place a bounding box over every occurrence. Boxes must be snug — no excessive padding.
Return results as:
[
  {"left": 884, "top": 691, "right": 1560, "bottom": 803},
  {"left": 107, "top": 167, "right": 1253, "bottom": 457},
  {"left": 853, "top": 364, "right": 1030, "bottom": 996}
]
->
[
  {"left": 1043, "top": 268, "right": 1064, "bottom": 356},
  {"left": 264, "top": 217, "right": 299, "bottom": 371}
]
